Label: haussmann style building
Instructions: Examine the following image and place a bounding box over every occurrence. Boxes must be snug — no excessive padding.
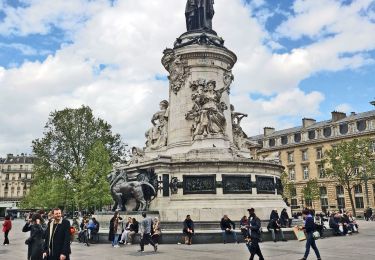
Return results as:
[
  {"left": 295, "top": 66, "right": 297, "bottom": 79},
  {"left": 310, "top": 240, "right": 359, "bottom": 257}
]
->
[
  {"left": 0, "top": 153, "right": 35, "bottom": 217},
  {"left": 250, "top": 106, "right": 375, "bottom": 215}
]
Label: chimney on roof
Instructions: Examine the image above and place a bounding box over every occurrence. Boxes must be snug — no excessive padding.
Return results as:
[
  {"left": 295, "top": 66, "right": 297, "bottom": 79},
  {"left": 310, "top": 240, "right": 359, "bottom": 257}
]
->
[
  {"left": 331, "top": 111, "right": 346, "bottom": 122},
  {"left": 302, "top": 118, "right": 316, "bottom": 128},
  {"left": 350, "top": 112, "right": 356, "bottom": 116},
  {"left": 7, "top": 154, "right": 13, "bottom": 159},
  {"left": 264, "top": 127, "right": 275, "bottom": 136}
]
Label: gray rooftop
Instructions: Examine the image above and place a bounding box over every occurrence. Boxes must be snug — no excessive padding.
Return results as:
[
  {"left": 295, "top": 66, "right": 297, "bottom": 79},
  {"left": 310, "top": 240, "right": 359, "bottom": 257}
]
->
[{"left": 250, "top": 110, "right": 375, "bottom": 140}]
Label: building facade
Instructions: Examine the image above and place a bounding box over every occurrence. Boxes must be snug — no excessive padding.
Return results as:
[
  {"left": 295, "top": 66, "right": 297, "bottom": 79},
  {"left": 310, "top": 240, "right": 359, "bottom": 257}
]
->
[
  {"left": 0, "top": 153, "right": 35, "bottom": 216},
  {"left": 250, "top": 109, "right": 375, "bottom": 215}
]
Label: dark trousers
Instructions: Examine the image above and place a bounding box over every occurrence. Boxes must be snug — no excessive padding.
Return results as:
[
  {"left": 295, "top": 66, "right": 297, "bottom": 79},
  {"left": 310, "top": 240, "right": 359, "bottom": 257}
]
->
[
  {"left": 304, "top": 232, "right": 321, "bottom": 259},
  {"left": 140, "top": 233, "right": 155, "bottom": 251},
  {"left": 247, "top": 238, "right": 264, "bottom": 260},
  {"left": 3, "top": 230, "right": 9, "bottom": 245}
]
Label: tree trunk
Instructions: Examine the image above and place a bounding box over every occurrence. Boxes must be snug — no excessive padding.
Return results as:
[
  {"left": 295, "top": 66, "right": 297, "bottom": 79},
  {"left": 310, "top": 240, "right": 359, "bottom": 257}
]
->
[{"left": 347, "top": 186, "right": 356, "bottom": 217}]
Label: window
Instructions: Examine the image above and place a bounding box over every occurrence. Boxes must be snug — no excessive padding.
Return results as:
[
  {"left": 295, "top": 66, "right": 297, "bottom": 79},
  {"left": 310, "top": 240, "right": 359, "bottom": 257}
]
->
[
  {"left": 291, "top": 187, "right": 297, "bottom": 197},
  {"left": 316, "top": 148, "right": 323, "bottom": 160},
  {"left": 289, "top": 167, "right": 295, "bottom": 180},
  {"left": 308, "top": 130, "right": 316, "bottom": 140},
  {"left": 336, "top": 185, "right": 345, "bottom": 209},
  {"left": 318, "top": 164, "right": 325, "bottom": 178},
  {"left": 320, "top": 186, "right": 328, "bottom": 210},
  {"left": 354, "top": 184, "right": 363, "bottom": 194},
  {"left": 288, "top": 152, "right": 294, "bottom": 163},
  {"left": 303, "top": 166, "right": 309, "bottom": 179},
  {"left": 355, "top": 197, "right": 364, "bottom": 208},
  {"left": 291, "top": 199, "right": 298, "bottom": 209},
  {"left": 269, "top": 139, "right": 276, "bottom": 147},
  {"left": 281, "top": 135, "right": 288, "bottom": 145},
  {"left": 294, "top": 133, "right": 301, "bottom": 143},
  {"left": 354, "top": 167, "right": 360, "bottom": 176},
  {"left": 356, "top": 120, "right": 366, "bottom": 132},
  {"left": 320, "top": 187, "right": 327, "bottom": 196},
  {"left": 339, "top": 123, "right": 348, "bottom": 134},
  {"left": 323, "top": 127, "right": 332, "bottom": 137},
  {"left": 302, "top": 150, "right": 308, "bottom": 161},
  {"left": 20, "top": 165, "right": 23, "bottom": 170},
  {"left": 372, "top": 141, "right": 375, "bottom": 153},
  {"left": 305, "top": 199, "right": 312, "bottom": 207},
  {"left": 7, "top": 165, "right": 11, "bottom": 170},
  {"left": 18, "top": 173, "right": 21, "bottom": 178}
]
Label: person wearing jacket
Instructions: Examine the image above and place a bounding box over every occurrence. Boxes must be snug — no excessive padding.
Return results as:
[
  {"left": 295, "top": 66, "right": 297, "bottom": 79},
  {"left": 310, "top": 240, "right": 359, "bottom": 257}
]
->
[
  {"left": 183, "top": 215, "right": 195, "bottom": 245},
  {"left": 2, "top": 215, "right": 12, "bottom": 245},
  {"left": 220, "top": 215, "right": 239, "bottom": 244},
  {"left": 246, "top": 208, "right": 264, "bottom": 260},
  {"left": 23, "top": 213, "right": 45, "bottom": 260},
  {"left": 127, "top": 218, "right": 139, "bottom": 245},
  {"left": 299, "top": 209, "right": 321, "bottom": 260},
  {"left": 43, "top": 208, "right": 71, "bottom": 260}
]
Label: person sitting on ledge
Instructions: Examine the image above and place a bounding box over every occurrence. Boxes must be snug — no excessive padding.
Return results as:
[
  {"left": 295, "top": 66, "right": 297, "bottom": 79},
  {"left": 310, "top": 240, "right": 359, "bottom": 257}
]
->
[
  {"left": 220, "top": 215, "right": 239, "bottom": 244},
  {"left": 267, "top": 209, "right": 287, "bottom": 242},
  {"left": 183, "top": 215, "right": 195, "bottom": 245}
]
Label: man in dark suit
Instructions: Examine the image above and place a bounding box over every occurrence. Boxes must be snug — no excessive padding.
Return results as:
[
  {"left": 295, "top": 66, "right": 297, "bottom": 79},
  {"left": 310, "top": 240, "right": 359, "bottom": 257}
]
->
[{"left": 43, "top": 208, "right": 71, "bottom": 260}]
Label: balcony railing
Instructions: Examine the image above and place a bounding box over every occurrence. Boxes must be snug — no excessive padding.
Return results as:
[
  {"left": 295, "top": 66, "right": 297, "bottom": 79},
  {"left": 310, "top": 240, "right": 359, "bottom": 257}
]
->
[{"left": 1, "top": 169, "right": 33, "bottom": 173}]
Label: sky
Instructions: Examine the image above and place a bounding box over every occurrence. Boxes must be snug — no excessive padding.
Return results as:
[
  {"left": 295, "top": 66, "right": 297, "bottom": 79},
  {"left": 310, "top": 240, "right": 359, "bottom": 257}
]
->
[{"left": 0, "top": 0, "right": 374, "bottom": 157}]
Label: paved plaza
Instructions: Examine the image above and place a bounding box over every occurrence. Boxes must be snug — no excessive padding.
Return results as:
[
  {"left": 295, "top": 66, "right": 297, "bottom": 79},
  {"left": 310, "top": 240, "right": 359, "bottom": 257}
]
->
[{"left": 1, "top": 220, "right": 375, "bottom": 260}]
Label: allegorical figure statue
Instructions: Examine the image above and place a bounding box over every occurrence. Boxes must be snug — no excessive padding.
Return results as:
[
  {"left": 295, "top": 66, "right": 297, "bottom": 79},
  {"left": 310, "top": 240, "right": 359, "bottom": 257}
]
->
[
  {"left": 185, "top": 0, "right": 215, "bottom": 31},
  {"left": 186, "top": 79, "right": 228, "bottom": 139},
  {"left": 145, "top": 100, "right": 169, "bottom": 150}
]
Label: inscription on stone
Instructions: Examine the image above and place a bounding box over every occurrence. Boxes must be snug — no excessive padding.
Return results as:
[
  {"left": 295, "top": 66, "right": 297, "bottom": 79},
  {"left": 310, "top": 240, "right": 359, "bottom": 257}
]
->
[
  {"left": 222, "top": 175, "right": 252, "bottom": 194},
  {"left": 183, "top": 175, "right": 216, "bottom": 194}
]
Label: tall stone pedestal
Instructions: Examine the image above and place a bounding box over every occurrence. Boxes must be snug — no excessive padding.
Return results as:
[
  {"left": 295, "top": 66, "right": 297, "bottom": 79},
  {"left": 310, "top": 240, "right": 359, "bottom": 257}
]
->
[{"left": 118, "top": 9, "right": 289, "bottom": 222}]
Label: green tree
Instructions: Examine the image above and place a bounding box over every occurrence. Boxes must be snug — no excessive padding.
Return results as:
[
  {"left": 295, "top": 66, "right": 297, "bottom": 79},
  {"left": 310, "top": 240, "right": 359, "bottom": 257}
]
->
[
  {"left": 22, "top": 106, "right": 125, "bottom": 210},
  {"left": 75, "top": 141, "right": 113, "bottom": 211},
  {"left": 280, "top": 171, "right": 296, "bottom": 205},
  {"left": 324, "top": 138, "right": 374, "bottom": 216},
  {"left": 301, "top": 179, "right": 320, "bottom": 208}
]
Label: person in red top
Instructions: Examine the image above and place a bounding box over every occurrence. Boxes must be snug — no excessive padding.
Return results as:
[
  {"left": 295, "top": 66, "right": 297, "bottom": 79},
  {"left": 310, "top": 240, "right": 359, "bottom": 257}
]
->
[{"left": 2, "top": 215, "right": 12, "bottom": 245}]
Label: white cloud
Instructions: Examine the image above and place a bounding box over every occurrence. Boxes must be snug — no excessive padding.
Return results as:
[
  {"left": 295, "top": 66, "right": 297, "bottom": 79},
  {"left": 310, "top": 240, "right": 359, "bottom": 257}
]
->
[
  {"left": 0, "top": 0, "right": 372, "bottom": 156},
  {"left": 335, "top": 103, "right": 353, "bottom": 113}
]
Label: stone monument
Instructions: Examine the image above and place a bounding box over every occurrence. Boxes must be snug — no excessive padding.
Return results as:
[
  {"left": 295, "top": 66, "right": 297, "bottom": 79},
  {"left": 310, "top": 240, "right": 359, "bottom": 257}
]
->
[{"left": 113, "top": 0, "right": 288, "bottom": 221}]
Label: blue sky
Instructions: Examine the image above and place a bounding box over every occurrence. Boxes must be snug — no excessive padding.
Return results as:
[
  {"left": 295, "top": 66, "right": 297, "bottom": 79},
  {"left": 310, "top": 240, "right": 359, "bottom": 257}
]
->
[{"left": 0, "top": 0, "right": 374, "bottom": 156}]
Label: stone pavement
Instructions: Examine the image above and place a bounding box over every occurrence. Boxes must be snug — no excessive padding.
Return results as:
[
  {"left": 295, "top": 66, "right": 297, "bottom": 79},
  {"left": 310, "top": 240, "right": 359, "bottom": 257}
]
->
[{"left": 1, "top": 219, "right": 375, "bottom": 260}]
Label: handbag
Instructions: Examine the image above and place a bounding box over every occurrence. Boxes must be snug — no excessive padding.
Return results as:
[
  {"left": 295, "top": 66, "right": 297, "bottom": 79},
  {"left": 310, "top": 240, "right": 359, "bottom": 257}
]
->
[
  {"left": 25, "top": 237, "right": 33, "bottom": 245},
  {"left": 312, "top": 231, "right": 320, "bottom": 240}
]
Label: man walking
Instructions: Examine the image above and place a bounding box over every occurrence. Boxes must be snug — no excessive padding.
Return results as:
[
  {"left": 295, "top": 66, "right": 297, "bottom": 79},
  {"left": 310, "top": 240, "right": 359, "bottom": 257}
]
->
[
  {"left": 139, "top": 212, "right": 157, "bottom": 253},
  {"left": 299, "top": 209, "right": 321, "bottom": 260},
  {"left": 43, "top": 208, "right": 71, "bottom": 260},
  {"left": 246, "top": 208, "right": 264, "bottom": 260}
]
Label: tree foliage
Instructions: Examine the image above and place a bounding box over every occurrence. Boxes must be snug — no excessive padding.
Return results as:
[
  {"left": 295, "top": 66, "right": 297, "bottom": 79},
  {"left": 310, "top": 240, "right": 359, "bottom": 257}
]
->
[
  {"left": 301, "top": 179, "right": 320, "bottom": 207},
  {"left": 21, "top": 106, "right": 125, "bottom": 210},
  {"left": 324, "top": 138, "right": 375, "bottom": 216},
  {"left": 280, "top": 171, "right": 296, "bottom": 203}
]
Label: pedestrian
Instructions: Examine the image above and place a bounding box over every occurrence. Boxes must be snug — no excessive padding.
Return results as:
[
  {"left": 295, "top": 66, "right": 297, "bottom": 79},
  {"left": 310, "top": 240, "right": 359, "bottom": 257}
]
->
[
  {"left": 246, "top": 208, "right": 264, "bottom": 260},
  {"left": 299, "top": 209, "right": 321, "bottom": 260},
  {"left": 43, "top": 208, "right": 71, "bottom": 260},
  {"left": 23, "top": 213, "right": 45, "bottom": 260},
  {"left": 280, "top": 208, "right": 291, "bottom": 227},
  {"left": 152, "top": 217, "right": 161, "bottom": 245},
  {"left": 2, "top": 215, "right": 12, "bottom": 246},
  {"left": 220, "top": 214, "right": 239, "bottom": 244},
  {"left": 138, "top": 212, "right": 157, "bottom": 253},
  {"left": 109, "top": 212, "right": 123, "bottom": 248},
  {"left": 183, "top": 215, "right": 195, "bottom": 245}
]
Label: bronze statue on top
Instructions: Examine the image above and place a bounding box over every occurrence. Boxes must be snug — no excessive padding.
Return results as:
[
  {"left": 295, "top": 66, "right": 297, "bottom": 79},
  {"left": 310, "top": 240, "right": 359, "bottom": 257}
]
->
[{"left": 185, "top": 0, "right": 215, "bottom": 31}]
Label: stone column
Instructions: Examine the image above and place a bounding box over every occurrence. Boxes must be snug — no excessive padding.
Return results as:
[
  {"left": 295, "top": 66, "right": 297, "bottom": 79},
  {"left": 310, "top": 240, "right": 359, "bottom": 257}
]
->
[{"left": 161, "top": 32, "right": 237, "bottom": 155}]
